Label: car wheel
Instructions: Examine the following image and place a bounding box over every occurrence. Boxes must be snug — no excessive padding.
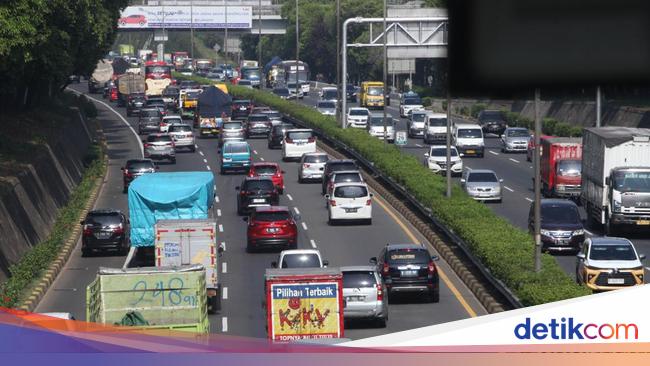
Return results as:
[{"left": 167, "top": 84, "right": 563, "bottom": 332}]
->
[
  {"left": 430, "top": 287, "right": 440, "bottom": 303},
  {"left": 279, "top": 188, "right": 284, "bottom": 195},
  {"left": 189, "top": 146, "right": 196, "bottom": 153},
  {"left": 81, "top": 248, "right": 90, "bottom": 257},
  {"left": 170, "top": 157, "right": 176, "bottom": 164},
  {"left": 246, "top": 243, "right": 254, "bottom": 253},
  {"left": 375, "top": 317, "right": 387, "bottom": 328},
  {"left": 328, "top": 215, "right": 335, "bottom": 226},
  {"left": 119, "top": 243, "right": 129, "bottom": 256},
  {"left": 237, "top": 203, "right": 244, "bottom": 216},
  {"left": 122, "top": 185, "right": 127, "bottom": 194},
  {"left": 220, "top": 166, "right": 227, "bottom": 175},
  {"left": 298, "top": 176, "right": 304, "bottom": 184},
  {"left": 366, "top": 218, "right": 372, "bottom": 225}
]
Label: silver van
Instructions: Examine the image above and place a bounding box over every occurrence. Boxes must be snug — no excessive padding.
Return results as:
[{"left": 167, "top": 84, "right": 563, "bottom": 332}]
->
[{"left": 341, "top": 266, "right": 388, "bottom": 327}]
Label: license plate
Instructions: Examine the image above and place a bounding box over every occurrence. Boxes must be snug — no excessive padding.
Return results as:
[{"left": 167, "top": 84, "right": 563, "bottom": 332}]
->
[
  {"left": 346, "top": 296, "right": 365, "bottom": 302},
  {"left": 608, "top": 278, "right": 625, "bottom": 285},
  {"left": 239, "top": 107, "right": 246, "bottom": 110},
  {"left": 466, "top": 150, "right": 475, "bottom": 154},
  {"left": 401, "top": 270, "right": 418, "bottom": 277},
  {"left": 557, "top": 240, "right": 569, "bottom": 245},
  {"left": 96, "top": 232, "right": 111, "bottom": 239},
  {"left": 637, "top": 220, "right": 650, "bottom": 225},
  {"left": 344, "top": 208, "right": 358, "bottom": 213},
  {"left": 253, "top": 198, "right": 266, "bottom": 203},
  {"left": 266, "top": 228, "right": 280, "bottom": 233}
]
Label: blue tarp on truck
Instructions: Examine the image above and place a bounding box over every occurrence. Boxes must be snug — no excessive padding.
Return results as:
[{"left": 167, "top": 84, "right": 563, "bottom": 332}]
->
[
  {"left": 197, "top": 85, "right": 232, "bottom": 118},
  {"left": 128, "top": 172, "right": 215, "bottom": 247}
]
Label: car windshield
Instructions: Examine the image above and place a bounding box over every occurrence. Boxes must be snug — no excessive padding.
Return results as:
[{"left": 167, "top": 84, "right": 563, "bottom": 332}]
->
[
  {"left": 225, "top": 143, "right": 249, "bottom": 154},
  {"left": 126, "top": 161, "right": 153, "bottom": 170},
  {"left": 318, "top": 101, "right": 336, "bottom": 109},
  {"left": 223, "top": 122, "right": 242, "bottom": 130},
  {"left": 367, "top": 86, "right": 383, "bottom": 96},
  {"left": 304, "top": 154, "right": 329, "bottom": 163},
  {"left": 589, "top": 244, "right": 637, "bottom": 261},
  {"left": 163, "top": 89, "right": 178, "bottom": 96},
  {"left": 507, "top": 129, "right": 530, "bottom": 137},
  {"left": 264, "top": 112, "right": 282, "bottom": 119},
  {"left": 147, "top": 99, "right": 164, "bottom": 105},
  {"left": 458, "top": 128, "right": 482, "bottom": 138},
  {"left": 541, "top": 204, "right": 581, "bottom": 224},
  {"left": 334, "top": 185, "right": 368, "bottom": 198},
  {"left": 147, "top": 135, "right": 172, "bottom": 142},
  {"left": 254, "top": 211, "right": 291, "bottom": 222},
  {"left": 274, "top": 89, "right": 289, "bottom": 96},
  {"left": 323, "top": 90, "right": 338, "bottom": 99},
  {"left": 480, "top": 111, "right": 503, "bottom": 121},
  {"left": 140, "top": 109, "right": 160, "bottom": 117},
  {"left": 349, "top": 109, "right": 369, "bottom": 116},
  {"left": 185, "top": 91, "right": 200, "bottom": 99},
  {"left": 428, "top": 118, "right": 446, "bottom": 127},
  {"left": 233, "top": 100, "right": 251, "bottom": 106},
  {"left": 387, "top": 249, "right": 430, "bottom": 264},
  {"left": 85, "top": 213, "right": 121, "bottom": 227},
  {"left": 612, "top": 171, "right": 650, "bottom": 193},
  {"left": 334, "top": 173, "right": 362, "bottom": 183},
  {"left": 169, "top": 125, "right": 191, "bottom": 133},
  {"left": 430, "top": 148, "right": 458, "bottom": 157},
  {"left": 411, "top": 113, "right": 426, "bottom": 122},
  {"left": 369, "top": 117, "right": 392, "bottom": 127},
  {"left": 557, "top": 160, "right": 582, "bottom": 177},
  {"left": 282, "top": 254, "right": 321, "bottom": 268},
  {"left": 467, "top": 172, "right": 498, "bottom": 182},
  {"left": 249, "top": 115, "right": 270, "bottom": 122},
  {"left": 163, "top": 118, "right": 182, "bottom": 124},
  {"left": 243, "top": 180, "right": 274, "bottom": 191},
  {"left": 404, "top": 97, "right": 422, "bottom": 105},
  {"left": 343, "top": 271, "right": 376, "bottom": 288},
  {"left": 254, "top": 165, "right": 277, "bottom": 175},
  {"left": 287, "top": 131, "right": 313, "bottom": 140}
]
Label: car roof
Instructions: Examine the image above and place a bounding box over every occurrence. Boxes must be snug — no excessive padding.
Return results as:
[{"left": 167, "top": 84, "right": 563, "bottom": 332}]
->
[
  {"left": 286, "top": 128, "right": 313, "bottom": 132},
  {"left": 590, "top": 237, "right": 634, "bottom": 246},
  {"left": 332, "top": 170, "right": 361, "bottom": 175},
  {"left": 254, "top": 205, "right": 290, "bottom": 213},
  {"left": 468, "top": 169, "right": 497, "bottom": 174},
  {"left": 455, "top": 123, "right": 481, "bottom": 128},
  {"left": 252, "top": 162, "right": 279, "bottom": 167},
  {"left": 540, "top": 198, "right": 578, "bottom": 207},
  {"left": 162, "top": 115, "right": 181, "bottom": 119},
  {"left": 302, "top": 152, "right": 328, "bottom": 157},
  {"left": 248, "top": 113, "right": 269, "bottom": 118},
  {"left": 340, "top": 265, "right": 377, "bottom": 272},
  {"left": 126, "top": 158, "right": 153, "bottom": 163},
  {"left": 281, "top": 249, "right": 321, "bottom": 256},
  {"left": 88, "top": 209, "right": 122, "bottom": 215},
  {"left": 140, "top": 107, "right": 160, "bottom": 112},
  {"left": 428, "top": 113, "right": 446, "bottom": 118},
  {"left": 223, "top": 140, "right": 249, "bottom": 146},
  {"left": 332, "top": 182, "right": 368, "bottom": 188},
  {"left": 243, "top": 176, "right": 273, "bottom": 182},
  {"left": 506, "top": 127, "right": 528, "bottom": 131},
  {"left": 385, "top": 243, "right": 426, "bottom": 250}
]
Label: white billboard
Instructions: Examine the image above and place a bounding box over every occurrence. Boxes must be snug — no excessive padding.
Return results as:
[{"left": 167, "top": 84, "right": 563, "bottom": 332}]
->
[{"left": 118, "top": 6, "right": 252, "bottom": 29}]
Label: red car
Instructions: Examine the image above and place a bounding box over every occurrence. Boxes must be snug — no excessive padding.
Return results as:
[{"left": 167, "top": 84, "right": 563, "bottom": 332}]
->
[
  {"left": 109, "top": 86, "right": 118, "bottom": 102},
  {"left": 119, "top": 14, "right": 147, "bottom": 26},
  {"left": 245, "top": 206, "right": 299, "bottom": 252},
  {"left": 248, "top": 162, "right": 285, "bottom": 194}
]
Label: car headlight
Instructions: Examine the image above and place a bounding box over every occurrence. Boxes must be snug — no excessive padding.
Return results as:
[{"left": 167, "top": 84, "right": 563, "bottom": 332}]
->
[
  {"left": 540, "top": 229, "right": 552, "bottom": 236},
  {"left": 613, "top": 200, "right": 622, "bottom": 212},
  {"left": 573, "top": 229, "right": 584, "bottom": 236}
]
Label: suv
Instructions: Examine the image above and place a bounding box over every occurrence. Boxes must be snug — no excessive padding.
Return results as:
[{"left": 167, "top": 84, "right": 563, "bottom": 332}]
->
[
  {"left": 407, "top": 111, "right": 429, "bottom": 138},
  {"left": 478, "top": 110, "right": 507, "bottom": 137},
  {"left": 248, "top": 162, "right": 285, "bottom": 194},
  {"left": 282, "top": 129, "right": 317, "bottom": 161},
  {"left": 321, "top": 159, "right": 359, "bottom": 195},
  {"left": 235, "top": 177, "right": 280, "bottom": 215},
  {"left": 246, "top": 114, "right": 272, "bottom": 138},
  {"left": 220, "top": 121, "right": 246, "bottom": 147},
  {"left": 399, "top": 92, "right": 424, "bottom": 118},
  {"left": 162, "top": 86, "right": 180, "bottom": 111},
  {"left": 160, "top": 115, "right": 182, "bottom": 133},
  {"left": 423, "top": 145, "right": 463, "bottom": 176},
  {"left": 371, "top": 244, "right": 440, "bottom": 303},
  {"left": 80, "top": 209, "right": 129, "bottom": 256},
  {"left": 167, "top": 123, "right": 195, "bottom": 152},
  {"left": 272, "top": 249, "right": 328, "bottom": 269},
  {"left": 346, "top": 107, "right": 370, "bottom": 129},
  {"left": 326, "top": 182, "right": 373, "bottom": 225},
  {"left": 120, "top": 159, "right": 157, "bottom": 193},
  {"left": 138, "top": 108, "right": 163, "bottom": 135},
  {"left": 245, "top": 206, "right": 299, "bottom": 252},
  {"left": 501, "top": 127, "right": 531, "bottom": 153},
  {"left": 423, "top": 113, "right": 447, "bottom": 144},
  {"left": 268, "top": 123, "right": 294, "bottom": 149},
  {"left": 126, "top": 94, "right": 146, "bottom": 116},
  {"left": 231, "top": 99, "right": 253, "bottom": 119},
  {"left": 576, "top": 237, "right": 645, "bottom": 292},
  {"left": 143, "top": 133, "right": 176, "bottom": 163},
  {"left": 529, "top": 199, "right": 585, "bottom": 253},
  {"left": 325, "top": 170, "right": 364, "bottom": 197},
  {"left": 299, "top": 152, "right": 330, "bottom": 183},
  {"left": 461, "top": 169, "right": 502, "bottom": 202},
  {"left": 341, "top": 266, "right": 388, "bottom": 327}
]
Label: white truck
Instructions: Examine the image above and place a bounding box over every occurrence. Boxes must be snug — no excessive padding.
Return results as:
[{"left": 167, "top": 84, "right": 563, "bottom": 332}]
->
[{"left": 581, "top": 127, "right": 650, "bottom": 235}]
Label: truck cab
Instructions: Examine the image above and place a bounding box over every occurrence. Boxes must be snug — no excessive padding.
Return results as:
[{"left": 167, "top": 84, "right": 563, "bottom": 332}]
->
[{"left": 360, "top": 81, "right": 385, "bottom": 109}]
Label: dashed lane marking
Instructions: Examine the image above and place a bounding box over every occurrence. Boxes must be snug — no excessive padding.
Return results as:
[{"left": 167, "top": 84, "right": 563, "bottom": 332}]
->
[
  {"left": 199, "top": 151, "right": 205, "bottom": 156},
  {"left": 215, "top": 195, "right": 220, "bottom": 203},
  {"left": 203, "top": 158, "right": 208, "bottom": 163},
  {"left": 489, "top": 151, "right": 499, "bottom": 156},
  {"left": 206, "top": 165, "right": 211, "bottom": 170},
  {"left": 217, "top": 209, "right": 222, "bottom": 217},
  {"left": 222, "top": 287, "right": 228, "bottom": 300},
  {"left": 222, "top": 262, "right": 227, "bottom": 274},
  {"left": 525, "top": 197, "right": 534, "bottom": 202},
  {"left": 301, "top": 222, "right": 308, "bottom": 230},
  {"left": 504, "top": 186, "right": 514, "bottom": 192},
  {"left": 222, "top": 317, "right": 228, "bottom": 332},
  {"left": 221, "top": 241, "right": 226, "bottom": 251},
  {"left": 509, "top": 158, "right": 520, "bottom": 163},
  {"left": 294, "top": 207, "right": 300, "bottom": 214},
  {"left": 260, "top": 157, "right": 265, "bottom": 161},
  {"left": 287, "top": 194, "right": 294, "bottom": 201},
  {"left": 218, "top": 224, "right": 224, "bottom": 232},
  {"left": 310, "top": 239, "right": 317, "bottom": 248}
]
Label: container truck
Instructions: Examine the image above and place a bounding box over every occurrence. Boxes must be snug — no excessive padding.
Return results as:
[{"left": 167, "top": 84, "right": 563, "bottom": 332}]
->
[
  {"left": 264, "top": 268, "right": 344, "bottom": 342},
  {"left": 581, "top": 127, "right": 650, "bottom": 235},
  {"left": 86, "top": 264, "right": 209, "bottom": 334},
  {"left": 540, "top": 137, "right": 582, "bottom": 198}
]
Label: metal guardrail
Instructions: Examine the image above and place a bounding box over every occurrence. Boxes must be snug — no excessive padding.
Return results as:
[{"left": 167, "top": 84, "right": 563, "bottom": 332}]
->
[{"left": 281, "top": 112, "right": 524, "bottom": 310}]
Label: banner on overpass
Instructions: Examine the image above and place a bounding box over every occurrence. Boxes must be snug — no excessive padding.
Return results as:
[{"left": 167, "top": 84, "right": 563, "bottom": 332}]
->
[{"left": 118, "top": 6, "right": 252, "bottom": 29}]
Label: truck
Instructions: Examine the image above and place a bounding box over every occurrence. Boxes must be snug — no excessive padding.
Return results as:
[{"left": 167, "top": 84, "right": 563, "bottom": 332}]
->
[
  {"left": 264, "top": 267, "right": 344, "bottom": 342},
  {"left": 86, "top": 264, "right": 209, "bottom": 333},
  {"left": 116, "top": 73, "right": 145, "bottom": 107},
  {"left": 173, "top": 51, "right": 189, "bottom": 70},
  {"left": 179, "top": 88, "right": 202, "bottom": 120},
  {"left": 359, "top": 81, "right": 385, "bottom": 109},
  {"left": 194, "top": 85, "right": 232, "bottom": 137},
  {"left": 581, "top": 127, "right": 650, "bottom": 235},
  {"left": 88, "top": 60, "right": 114, "bottom": 93},
  {"left": 540, "top": 137, "right": 582, "bottom": 198},
  {"left": 118, "top": 44, "right": 135, "bottom": 57}
]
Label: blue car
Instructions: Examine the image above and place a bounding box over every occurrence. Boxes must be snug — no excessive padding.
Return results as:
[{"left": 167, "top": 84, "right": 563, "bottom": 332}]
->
[{"left": 220, "top": 140, "right": 252, "bottom": 174}]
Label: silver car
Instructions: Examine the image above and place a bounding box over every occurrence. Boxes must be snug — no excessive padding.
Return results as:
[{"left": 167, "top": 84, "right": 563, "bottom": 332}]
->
[
  {"left": 500, "top": 127, "right": 531, "bottom": 153},
  {"left": 167, "top": 123, "right": 195, "bottom": 152},
  {"left": 261, "top": 110, "right": 283, "bottom": 126},
  {"left": 316, "top": 100, "right": 336, "bottom": 116},
  {"left": 143, "top": 133, "right": 176, "bottom": 164},
  {"left": 367, "top": 115, "right": 396, "bottom": 143},
  {"left": 298, "top": 152, "right": 329, "bottom": 183},
  {"left": 219, "top": 121, "right": 246, "bottom": 147},
  {"left": 461, "top": 169, "right": 503, "bottom": 202},
  {"left": 407, "top": 110, "right": 429, "bottom": 138},
  {"left": 341, "top": 266, "right": 388, "bottom": 327}
]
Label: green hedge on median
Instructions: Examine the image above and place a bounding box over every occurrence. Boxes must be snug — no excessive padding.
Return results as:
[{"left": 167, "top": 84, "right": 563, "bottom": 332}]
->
[{"left": 177, "top": 73, "right": 591, "bottom": 306}]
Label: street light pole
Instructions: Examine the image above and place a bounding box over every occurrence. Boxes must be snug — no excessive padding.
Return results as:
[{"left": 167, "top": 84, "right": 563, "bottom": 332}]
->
[
  {"left": 295, "top": 0, "right": 299, "bottom": 100},
  {"left": 336, "top": 0, "right": 342, "bottom": 128},
  {"left": 596, "top": 85, "right": 602, "bottom": 127},
  {"left": 446, "top": 91, "right": 452, "bottom": 197},
  {"left": 534, "top": 88, "right": 542, "bottom": 272},
  {"left": 382, "top": 0, "right": 387, "bottom": 146},
  {"left": 258, "top": 0, "right": 263, "bottom": 87},
  {"left": 224, "top": 1, "right": 229, "bottom": 58},
  {"left": 190, "top": 2, "right": 194, "bottom": 61}
]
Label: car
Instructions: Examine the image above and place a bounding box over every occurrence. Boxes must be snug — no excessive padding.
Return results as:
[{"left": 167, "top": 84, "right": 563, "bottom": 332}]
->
[
  {"left": 167, "top": 123, "right": 195, "bottom": 152},
  {"left": 206, "top": 69, "right": 225, "bottom": 81},
  {"left": 220, "top": 121, "right": 246, "bottom": 147},
  {"left": 120, "top": 159, "right": 157, "bottom": 193},
  {"left": 244, "top": 206, "right": 299, "bottom": 252},
  {"left": 261, "top": 110, "right": 283, "bottom": 126},
  {"left": 423, "top": 145, "right": 463, "bottom": 176},
  {"left": 320, "top": 87, "right": 338, "bottom": 102},
  {"left": 423, "top": 113, "right": 447, "bottom": 144},
  {"left": 162, "top": 86, "right": 180, "bottom": 111},
  {"left": 316, "top": 100, "right": 336, "bottom": 116},
  {"left": 238, "top": 79, "right": 254, "bottom": 88},
  {"left": 246, "top": 114, "right": 272, "bottom": 138},
  {"left": 251, "top": 106, "right": 271, "bottom": 115},
  {"left": 526, "top": 134, "right": 551, "bottom": 162},
  {"left": 235, "top": 177, "right": 280, "bottom": 215},
  {"left": 576, "top": 237, "right": 645, "bottom": 292},
  {"left": 231, "top": 99, "right": 254, "bottom": 119},
  {"left": 325, "top": 170, "right": 364, "bottom": 197},
  {"left": 178, "top": 80, "right": 200, "bottom": 90},
  {"left": 326, "top": 182, "right": 373, "bottom": 225},
  {"left": 282, "top": 129, "right": 317, "bottom": 161},
  {"left": 345, "top": 84, "right": 358, "bottom": 102},
  {"left": 478, "top": 110, "right": 507, "bottom": 137},
  {"left": 249, "top": 162, "right": 285, "bottom": 194},
  {"left": 399, "top": 92, "right": 424, "bottom": 118},
  {"left": 119, "top": 14, "right": 146, "bottom": 26},
  {"left": 273, "top": 87, "right": 291, "bottom": 100},
  {"left": 80, "top": 209, "right": 130, "bottom": 256},
  {"left": 125, "top": 93, "right": 146, "bottom": 117},
  {"left": 501, "top": 127, "right": 531, "bottom": 153},
  {"left": 528, "top": 199, "right": 585, "bottom": 253},
  {"left": 143, "top": 133, "right": 176, "bottom": 163},
  {"left": 371, "top": 243, "right": 440, "bottom": 303},
  {"left": 321, "top": 159, "right": 359, "bottom": 195},
  {"left": 145, "top": 97, "right": 167, "bottom": 116},
  {"left": 341, "top": 266, "right": 388, "bottom": 327},
  {"left": 268, "top": 123, "right": 294, "bottom": 149},
  {"left": 160, "top": 115, "right": 182, "bottom": 133},
  {"left": 102, "top": 80, "right": 114, "bottom": 99},
  {"left": 460, "top": 169, "right": 503, "bottom": 202},
  {"left": 272, "top": 249, "right": 328, "bottom": 269},
  {"left": 453, "top": 123, "right": 485, "bottom": 157},
  {"left": 137, "top": 108, "right": 163, "bottom": 135},
  {"left": 407, "top": 110, "right": 429, "bottom": 138},
  {"left": 298, "top": 152, "right": 329, "bottom": 183},
  {"left": 367, "top": 115, "right": 395, "bottom": 143},
  {"left": 108, "top": 85, "right": 118, "bottom": 102},
  {"left": 220, "top": 140, "right": 252, "bottom": 174},
  {"left": 287, "top": 82, "right": 305, "bottom": 99},
  {"left": 346, "top": 107, "right": 370, "bottom": 128}
]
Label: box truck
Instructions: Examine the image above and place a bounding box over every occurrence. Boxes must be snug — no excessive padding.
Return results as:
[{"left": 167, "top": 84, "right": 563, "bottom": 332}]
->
[{"left": 540, "top": 137, "right": 582, "bottom": 198}]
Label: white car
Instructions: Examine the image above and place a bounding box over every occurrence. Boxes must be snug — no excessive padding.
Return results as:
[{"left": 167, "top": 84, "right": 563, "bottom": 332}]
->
[
  {"left": 272, "top": 249, "right": 328, "bottom": 269},
  {"left": 167, "top": 123, "right": 196, "bottom": 152},
  {"left": 287, "top": 83, "right": 305, "bottom": 99},
  {"left": 346, "top": 107, "right": 370, "bottom": 128},
  {"left": 399, "top": 95, "right": 424, "bottom": 118},
  {"left": 407, "top": 110, "right": 430, "bottom": 138},
  {"left": 453, "top": 123, "right": 485, "bottom": 157},
  {"left": 298, "top": 152, "right": 329, "bottom": 182},
  {"left": 423, "top": 113, "right": 448, "bottom": 144},
  {"left": 326, "top": 182, "right": 373, "bottom": 225},
  {"left": 366, "top": 115, "right": 395, "bottom": 143},
  {"left": 160, "top": 115, "right": 182, "bottom": 133},
  {"left": 325, "top": 170, "right": 364, "bottom": 197},
  {"left": 316, "top": 100, "right": 336, "bottom": 116},
  {"left": 282, "top": 129, "right": 317, "bottom": 161},
  {"left": 320, "top": 87, "right": 338, "bottom": 102},
  {"left": 424, "top": 145, "right": 463, "bottom": 175}
]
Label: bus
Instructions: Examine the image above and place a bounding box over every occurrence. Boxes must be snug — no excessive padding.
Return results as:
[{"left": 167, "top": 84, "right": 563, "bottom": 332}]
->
[
  {"left": 144, "top": 61, "right": 172, "bottom": 97},
  {"left": 281, "top": 60, "right": 310, "bottom": 93}
]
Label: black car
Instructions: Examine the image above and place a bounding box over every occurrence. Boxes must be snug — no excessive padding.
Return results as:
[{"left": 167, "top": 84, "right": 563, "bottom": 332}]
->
[
  {"left": 346, "top": 84, "right": 357, "bottom": 102},
  {"left": 272, "top": 87, "right": 290, "bottom": 100},
  {"left": 145, "top": 97, "right": 167, "bottom": 115},
  {"left": 178, "top": 80, "right": 200, "bottom": 89},
  {"left": 321, "top": 159, "right": 359, "bottom": 195},
  {"left": 235, "top": 177, "right": 280, "bottom": 215},
  {"left": 478, "top": 110, "right": 507, "bottom": 137},
  {"left": 121, "top": 159, "right": 157, "bottom": 193},
  {"left": 231, "top": 99, "right": 253, "bottom": 119},
  {"left": 81, "top": 209, "right": 129, "bottom": 256},
  {"left": 162, "top": 86, "right": 180, "bottom": 111},
  {"left": 528, "top": 199, "right": 585, "bottom": 253},
  {"left": 126, "top": 93, "right": 146, "bottom": 116},
  {"left": 268, "top": 123, "right": 294, "bottom": 149},
  {"left": 246, "top": 114, "right": 272, "bottom": 138},
  {"left": 371, "top": 244, "right": 440, "bottom": 303},
  {"left": 138, "top": 108, "right": 163, "bottom": 134}
]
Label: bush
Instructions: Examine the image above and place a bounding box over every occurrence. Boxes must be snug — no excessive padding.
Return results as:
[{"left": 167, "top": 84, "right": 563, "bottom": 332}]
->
[
  {"left": 175, "top": 73, "right": 591, "bottom": 306},
  {"left": 471, "top": 103, "right": 488, "bottom": 118},
  {"left": 441, "top": 100, "right": 448, "bottom": 111},
  {"left": 422, "top": 97, "right": 433, "bottom": 107},
  {"left": 459, "top": 106, "right": 470, "bottom": 116},
  {"left": 500, "top": 109, "right": 585, "bottom": 137}
]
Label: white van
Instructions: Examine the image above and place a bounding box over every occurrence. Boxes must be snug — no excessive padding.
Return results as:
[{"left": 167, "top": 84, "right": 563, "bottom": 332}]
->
[
  {"left": 326, "top": 182, "right": 373, "bottom": 225},
  {"left": 282, "top": 129, "right": 317, "bottom": 161},
  {"left": 423, "top": 113, "right": 448, "bottom": 144},
  {"left": 453, "top": 123, "right": 485, "bottom": 157}
]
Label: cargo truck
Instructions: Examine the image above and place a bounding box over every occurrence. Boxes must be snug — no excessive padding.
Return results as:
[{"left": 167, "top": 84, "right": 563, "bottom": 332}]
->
[
  {"left": 540, "top": 137, "right": 582, "bottom": 198},
  {"left": 195, "top": 85, "right": 232, "bottom": 137},
  {"left": 116, "top": 73, "right": 145, "bottom": 107},
  {"left": 86, "top": 264, "right": 209, "bottom": 334},
  {"left": 359, "top": 81, "right": 385, "bottom": 109},
  {"left": 581, "top": 127, "right": 650, "bottom": 235},
  {"left": 88, "top": 60, "right": 114, "bottom": 94},
  {"left": 264, "top": 268, "right": 344, "bottom": 342}
]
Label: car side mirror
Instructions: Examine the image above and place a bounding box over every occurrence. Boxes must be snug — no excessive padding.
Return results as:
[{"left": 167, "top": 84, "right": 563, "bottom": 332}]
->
[
  {"left": 369, "top": 257, "right": 378, "bottom": 264},
  {"left": 294, "top": 214, "right": 301, "bottom": 221},
  {"left": 431, "top": 255, "right": 440, "bottom": 261},
  {"left": 324, "top": 194, "right": 330, "bottom": 199},
  {"left": 281, "top": 170, "right": 286, "bottom": 174},
  {"left": 142, "top": 140, "right": 146, "bottom": 144},
  {"left": 322, "top": 260, "right": 329, "bottom": 267},
  {"left": 424, "top": 153, "right": 429, "bottom": 157},
  {"left": 640, "top": 254, "right": 646, "bottom": 261},
  {"left": 235, "top": 186, "right": 240, "bottom": 190},
  {"left": 576, "top": 253, "right": 586, "bottom": 260},
  {"left": 460, "top": 178, "right": 466, "bottom": 183},
  {"left": 242, "top": 217, "right": 248, "bottom": 222},
  {"left": 155, "top": 166, "right": 160, "bottom": 170},
  {"left": 217, "top": 149, "right": 222, "bottom": 154},
  {"left": 271, "top": 261, "right": 278, "bottom": 268},
  {"left": 120, "top": 167, "right": 125, "bottom": 171},
  {"left": 459, "top": 152, "right": 465, "bottom": 157}
]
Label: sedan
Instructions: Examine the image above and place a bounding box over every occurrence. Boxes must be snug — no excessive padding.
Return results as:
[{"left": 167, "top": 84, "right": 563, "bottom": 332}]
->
[
  {"left": 245, "top": 206, "right": 299, "bottom": 252},
  {"left": 501, "top": 127, "right": 531, "bottom": 153},
  {"left": 460, "top": 169, "right": 503, "bottom": 202},
  {"left": 167, "top": 123, "right": 195, "bottom": 152},
  {"left": 273, "top": 87, "right": 290, "bottom": 100},
  {"left": 246, "top": 114, "right": 272, "bottom": 138}
]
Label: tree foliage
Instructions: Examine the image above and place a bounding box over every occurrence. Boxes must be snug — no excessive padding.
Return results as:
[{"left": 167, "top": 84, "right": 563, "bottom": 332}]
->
[{"left": 0, "top": 0, "right": 128, "bottom": 110}]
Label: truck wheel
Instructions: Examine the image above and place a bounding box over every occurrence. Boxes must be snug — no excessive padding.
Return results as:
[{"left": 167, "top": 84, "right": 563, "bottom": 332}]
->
[
  {"left": 170, "top": 157, "right": 176, "bottom": 164},
  {"left": 605, "top": 215, "right": 616, "bottom": 236},
  {"left": 208, "top": 290, "right": 220, "bottom": 314}
]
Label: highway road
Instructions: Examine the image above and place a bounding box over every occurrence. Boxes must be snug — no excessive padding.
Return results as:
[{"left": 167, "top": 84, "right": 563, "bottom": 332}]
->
[
  {"left": 300, "top": 88, "right": 650, "bottom": 278},
  {"left": 35, "top": 84, "right": 486, "bottom": 340}
]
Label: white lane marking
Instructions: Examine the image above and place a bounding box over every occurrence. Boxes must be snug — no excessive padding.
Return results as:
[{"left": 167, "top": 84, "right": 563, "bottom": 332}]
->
[
  {"left": 294, "top": 207, "right": 300, "bottom": 214},
  {"left": 222, "top": 287, "right": 228, "bottom": 300},
  {"left": 221, "top": 241, "right": 226, "bottom": 251},
  {"left": 68, "top": 89, "right": 144, "bottom": 157},
  {"left": 489, "top": 151, "right": 499, "bottom": 156},
  {"left": 301, "top": 222, "right": 308, "bottom": 230},
  {"left": 203, "top": 158, "right": 208, "bottom": 163},
  {"left": 504, "top": 186, "right": 514, "bottom": 192},
  {"left": 206, "top": 165, "right": 211, "bottom": 170},
  {"left": 199, "top": 151, "right": 205, "bottom": 156},
  {"left": 218, "top": 224, "right": 224, "bottom": 232},
  {"left": 195, "top": 144, "right": 199, "bottom": 149},
  {"left": 260, "top": 157, "right": 265, "bottom": 161},
  {"left": 253, "top": 150, "right": 258, "bottom": 154},
  {"left": 215, "top": 195, "right": 220, "bottom": 203},
  {"left": 287, "top": 194, "right": 294, "bottom": 201},
  {"left": 222, "top": 317, "right": 228, "bottom": 332},
  {"left": 585, "top": 229, "right": 595, "bottom": 236},
  {"left": 529, "top": 166, "right": 533, "bottom": 169},
  {"left": 217, "top": 209, "right": 222, "bottom": 217},
  {"left": 509, "top": 158, "right": 520, "bottom": 163},
  {"left": 222, "top": 262, "right": 227, "bottom": 274},
  {"left": 525, "top": 197, "right": 534, "bottom": 202},
  {"left": 310, "top": 239, "right": 317, "bottom": 248},
  {"left": 416, "top": 144, "right": 423, "bottom": 147}
]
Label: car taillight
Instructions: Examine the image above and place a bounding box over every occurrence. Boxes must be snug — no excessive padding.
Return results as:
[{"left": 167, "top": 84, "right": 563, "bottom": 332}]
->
[
  {"left": 285, "top": 138, "right": 293, "bottom": 144},
  {"left": 428, "top": 261, "right": 436, "bottom": 274},
  {"left": 240, "top": 190, "right": 247, "bottom": 196},
  {"left": 303, "top": 163, "right": 310, "bottom": 168},
  {"left": 329, "top": 200, "right": 336, "bottom": 206},
  {"left": 382, "top": 263, "right": 389, "bottom": 275},
  {"left": 376, "top": 284, "right": 384, "bottom": 301},
  {"left": 83, "top": 227, "right": 93, "bottom": 236},
  {"left": 366, "top": 199, "right": 372, "bottom": 206},
  {"left": 114, "top": 225, "right": 124, "bottom": 235},
  {"left": 307, "top": 137, "right": 315, "bottom": 143},
  {"left": 143, "top": 143, "right": 150, "bottom": 148},
  {"left": 170, "top": 141, "right": 175, "bottom": 148}
]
